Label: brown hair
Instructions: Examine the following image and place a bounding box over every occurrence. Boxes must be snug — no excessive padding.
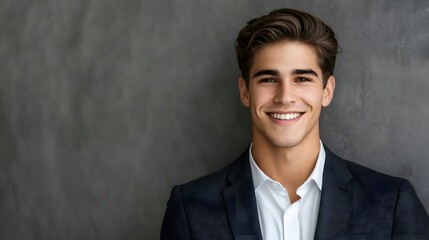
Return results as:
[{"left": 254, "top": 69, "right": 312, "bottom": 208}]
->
[{"left": 235, "top": 8, "right": 340, "bottom": 88}]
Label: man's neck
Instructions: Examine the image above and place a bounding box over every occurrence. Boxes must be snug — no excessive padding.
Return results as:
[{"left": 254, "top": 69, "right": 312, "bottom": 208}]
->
[{"left": 251, "top": 131, "right": 321, "bottom": 202}]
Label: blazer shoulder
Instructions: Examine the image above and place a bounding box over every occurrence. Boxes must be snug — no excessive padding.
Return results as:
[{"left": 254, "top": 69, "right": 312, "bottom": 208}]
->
[
  {"left": 176, "top": 149, "right": 249, "bottom": 199},
  {"left": 344, "top": 157, "right": 405, "bottom": 196},
  {"left": 346, "top": 159, "right": 402, "bottom": 184},
  {"left": 179, "top": 165, "right": 230, "bottom": 196},
  {"left": 325, "top": 147, "right": 403, "bottom": 196}
]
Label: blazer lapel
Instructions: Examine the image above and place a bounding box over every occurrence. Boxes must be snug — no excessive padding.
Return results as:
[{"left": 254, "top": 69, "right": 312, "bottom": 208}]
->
[
  {"left": 222, "top": 150, "right": 263, "bottom": 240},
  {"left": 315, "top": 147, "right": 354, "bottom": 239}
]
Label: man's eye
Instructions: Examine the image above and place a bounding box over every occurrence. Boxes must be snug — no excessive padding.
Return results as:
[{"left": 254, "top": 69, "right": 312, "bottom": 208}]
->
[
  {"left": 260, "top": 78, "right": 276, "bottom": 83},
  {"left": 296, "top": 77, "right": 310, "bottom": 82}
]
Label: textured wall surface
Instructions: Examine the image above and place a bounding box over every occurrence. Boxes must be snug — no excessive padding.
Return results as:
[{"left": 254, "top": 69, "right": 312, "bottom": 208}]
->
[{"left": 0, "top": 0, "right": 428, "bottom": 239}]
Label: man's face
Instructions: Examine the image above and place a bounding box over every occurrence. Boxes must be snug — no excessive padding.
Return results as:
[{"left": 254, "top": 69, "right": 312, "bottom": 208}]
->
[{"left": 239, "top": 41, "right": 335, "bottom": 149}]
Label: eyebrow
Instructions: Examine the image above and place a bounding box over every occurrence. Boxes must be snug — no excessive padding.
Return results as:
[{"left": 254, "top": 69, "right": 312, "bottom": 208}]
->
[
  {"left": 292, "top": 68, "right": 319, "bottom": 77},
  {"left": 252, "top": 69, "right": 280, "bottom": 78}
]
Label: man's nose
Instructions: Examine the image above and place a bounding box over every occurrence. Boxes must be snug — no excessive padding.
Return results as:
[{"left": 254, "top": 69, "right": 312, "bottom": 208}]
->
[{"left": 274, "top": 81, "right": 297, "bottom": 104}]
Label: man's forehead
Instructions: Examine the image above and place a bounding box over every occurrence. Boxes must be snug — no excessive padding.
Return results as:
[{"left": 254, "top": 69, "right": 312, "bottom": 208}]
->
[{"left": 249, "top": 41, "right": 322, "bottom": 76}]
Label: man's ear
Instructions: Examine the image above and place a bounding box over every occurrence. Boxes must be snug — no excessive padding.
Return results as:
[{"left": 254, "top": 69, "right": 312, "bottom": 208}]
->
[
  {"left": 238, "top": 77, "right": 250, "bottom": 107},
  {"left": 322, "top": 75, "right": 335, "bottom": 107}
]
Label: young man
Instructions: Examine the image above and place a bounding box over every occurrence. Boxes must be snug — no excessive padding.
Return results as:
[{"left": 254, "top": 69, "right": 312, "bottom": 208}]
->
[{"left": 161, "top": 8, "right": 429, "bottom": 240}]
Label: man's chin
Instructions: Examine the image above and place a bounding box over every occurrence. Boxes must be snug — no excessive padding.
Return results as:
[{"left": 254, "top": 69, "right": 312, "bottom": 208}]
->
[{"left": 267, "top": 138, "right": 302, "bottom": 149}]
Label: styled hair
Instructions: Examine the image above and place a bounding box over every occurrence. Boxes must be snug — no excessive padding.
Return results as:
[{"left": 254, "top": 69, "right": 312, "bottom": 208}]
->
[{"left": 234, "top": 8, "right": 340, "bottom": 88}]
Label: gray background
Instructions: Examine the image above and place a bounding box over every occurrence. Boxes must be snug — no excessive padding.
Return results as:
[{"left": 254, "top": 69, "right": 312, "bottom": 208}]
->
[{"left": 1, "top": 0, "right": 428, "bottom": 239}]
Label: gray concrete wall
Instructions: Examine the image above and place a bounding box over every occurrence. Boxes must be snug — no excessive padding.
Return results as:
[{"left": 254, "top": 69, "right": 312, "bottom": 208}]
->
[{"left": 0, "top": 0, "right": 427, "bottom": 239}]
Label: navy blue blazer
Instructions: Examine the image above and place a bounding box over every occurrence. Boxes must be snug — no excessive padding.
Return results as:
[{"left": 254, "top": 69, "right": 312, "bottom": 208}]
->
[{"left": 161, "top": 147, "right": 429, "bottom": 239}]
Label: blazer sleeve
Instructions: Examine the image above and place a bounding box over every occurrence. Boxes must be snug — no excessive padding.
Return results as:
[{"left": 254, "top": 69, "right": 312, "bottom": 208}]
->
[
  {"left": 160, "top": 185, "right": 191, "bottom": 240},
  {"left": 392, "top": 179, "right": 429, "bottom": 240}
]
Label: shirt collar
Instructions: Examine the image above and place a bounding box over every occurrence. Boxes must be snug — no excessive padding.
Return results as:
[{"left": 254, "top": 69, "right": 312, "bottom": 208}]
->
[
  {"left": 249, "top": 142, "right": 269, "bottom": 190},
  {"left": 249, "top": 140, "right": 326, "bottom": 191}
]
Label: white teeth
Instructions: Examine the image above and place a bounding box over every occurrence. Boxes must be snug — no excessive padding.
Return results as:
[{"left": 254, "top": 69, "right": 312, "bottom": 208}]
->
[{"left": 271, "top": 113, "right": 301, "bottom": 120}]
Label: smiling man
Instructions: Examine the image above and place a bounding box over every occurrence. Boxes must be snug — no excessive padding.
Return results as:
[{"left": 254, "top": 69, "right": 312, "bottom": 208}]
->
[{"left": 161, "top": 8, "right": 429, "bottom": 240}]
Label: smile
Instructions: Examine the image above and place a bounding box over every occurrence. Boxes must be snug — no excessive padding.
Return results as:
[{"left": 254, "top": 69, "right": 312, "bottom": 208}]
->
[{"left": 270, "top": 112, "right": 302, "bottom": 120}]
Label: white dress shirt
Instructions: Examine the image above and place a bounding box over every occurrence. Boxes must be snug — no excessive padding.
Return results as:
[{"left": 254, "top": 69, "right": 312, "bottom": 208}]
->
[{"left": 249, "top": 141, "right": 326, "bottom": 240}]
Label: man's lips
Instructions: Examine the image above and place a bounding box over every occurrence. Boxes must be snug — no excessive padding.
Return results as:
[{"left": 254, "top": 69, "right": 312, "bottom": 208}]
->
[{"left": 269, "top": 112, "right": 303, "bottom": 120}]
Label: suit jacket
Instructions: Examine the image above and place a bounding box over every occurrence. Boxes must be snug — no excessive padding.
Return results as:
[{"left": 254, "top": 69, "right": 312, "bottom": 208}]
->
[{"left": 161, "top": 147, "right": 429, "bottom": 239}]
